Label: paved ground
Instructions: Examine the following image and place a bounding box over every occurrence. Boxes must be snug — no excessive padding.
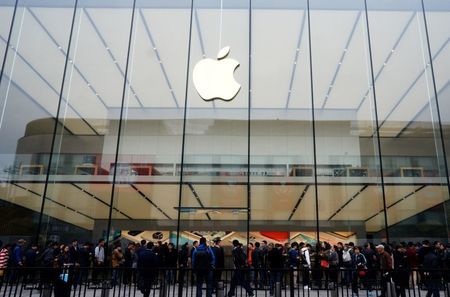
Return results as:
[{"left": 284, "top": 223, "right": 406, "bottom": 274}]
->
[{"left": 2, "top": 283, "right": 448, "bottom": 297}]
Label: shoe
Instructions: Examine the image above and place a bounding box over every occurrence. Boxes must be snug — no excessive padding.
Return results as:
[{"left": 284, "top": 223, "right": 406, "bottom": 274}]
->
[{"left": 304, "top": 286, "right": 310, "bottom": 290}]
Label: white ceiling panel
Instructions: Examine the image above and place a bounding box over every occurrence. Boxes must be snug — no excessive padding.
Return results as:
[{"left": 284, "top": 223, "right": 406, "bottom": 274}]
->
[
  {"left": 124, "top": 10, "right": 177, "bottom": 108},
  {"left": 325, "top": 14, "right": 371, "bottom": 109},
  {"left": 374, "top": 13, "right": 429, "bottom": 121},
  {"left": 142, "top": 8, "right": 191, "bottom": 108},
  {"left": 310, "top": 10, "right": 359, "bottom": 108},
  {"left": 251, "top": 9, "right": 303, "bottom": 109}
]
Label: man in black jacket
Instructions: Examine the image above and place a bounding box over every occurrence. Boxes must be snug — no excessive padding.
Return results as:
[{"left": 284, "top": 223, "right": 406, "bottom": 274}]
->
[
  {"left": 227, "top": 240, "right": 254, "bottom": 297},
  {"left": 211, "top": 238, "right": 225, "bottom": 293},
  {"left": 138, "top": 242, "right": 158, "bottom": 297},
  {"left": 422, "top": 246, "right": 441, "bottom": 297},
  {"left": 268, "top": 243, "right": 283, "bottom": 296},
  {"left": 252, "top": 242, "right": 263, "bottom": 289}
]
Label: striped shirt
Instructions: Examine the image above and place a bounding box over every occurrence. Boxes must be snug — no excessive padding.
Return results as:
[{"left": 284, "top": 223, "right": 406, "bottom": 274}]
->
[{"left": 0, "top": 248, "right": 9, "bottom": 269}]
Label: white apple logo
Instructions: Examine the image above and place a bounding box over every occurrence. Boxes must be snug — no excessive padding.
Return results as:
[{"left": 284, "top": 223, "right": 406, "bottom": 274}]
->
[{"left": 193, "top": 46, "right": 241, "bottom": 101}]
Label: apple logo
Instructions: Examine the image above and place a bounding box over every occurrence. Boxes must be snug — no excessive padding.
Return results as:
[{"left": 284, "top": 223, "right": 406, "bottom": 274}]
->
[{"left": 193, "top": 46, "right": 241, "bottom": 101}]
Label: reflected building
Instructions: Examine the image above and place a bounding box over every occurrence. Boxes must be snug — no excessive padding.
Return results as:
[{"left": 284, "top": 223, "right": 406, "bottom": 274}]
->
[{"left": 0, "top": 0, "right": 449, "bottom": 248}]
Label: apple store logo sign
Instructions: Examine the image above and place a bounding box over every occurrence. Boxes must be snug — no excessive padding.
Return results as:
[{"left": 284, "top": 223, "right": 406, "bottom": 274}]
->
[{"left": 193, "top": 46, "right": 240, "bottom": 101}]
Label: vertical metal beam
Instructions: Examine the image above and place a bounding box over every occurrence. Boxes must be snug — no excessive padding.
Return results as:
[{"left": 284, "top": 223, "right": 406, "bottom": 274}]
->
[
  {"left": 420, "top": 0, "right": 450, "bottom": 241},
  {"left": 0, "top": 0, "right": 18, "bottom": 88},
  {"left": 246, "top": 0, "right": 252, "bottom": 248},
  {"left": 306, "top": 0, "right": 320, "bottom": 244},
  {"left": 175, "top": 0, "right": 195, "bottom": 250},
  {"left": 363, "top": 0, "right": 389, "bottom": 243},
  {"left": 105, "top": 0, "right": 137, "bottom": 258}
]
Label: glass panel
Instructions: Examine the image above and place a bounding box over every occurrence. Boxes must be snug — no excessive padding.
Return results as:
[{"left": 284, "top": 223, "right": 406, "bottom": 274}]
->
[
  {"left": 249, "top": 0, "right": 318, "bottom": 247},
  {"left": 0, "top": 0, "right": 75, "bottom": 244},
  {"left": 0, "top": 0, "right": 15, "bottom": 73},
  {"left": 110, "top": 0, "right": 190, "bottom": 249},
  {"left": 367, "top": 0, "right": 449, "bottom": 242},
  {"left": 423, "top": 0, "right": 450, "bottom": 241},
  {"left": 311, "top": 0, "right": 386, "bottom": 243},
  {"left": 180, "top": 0, "right": 250, "bottom": 261},
  {"left": 39, "top": 0, "right": 136, "bottom": 245}
]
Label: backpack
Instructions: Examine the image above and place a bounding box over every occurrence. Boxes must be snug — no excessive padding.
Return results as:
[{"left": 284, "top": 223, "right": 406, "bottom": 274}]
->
[{"left": 194, "top": 248, "right": 212, "bottom": 270}]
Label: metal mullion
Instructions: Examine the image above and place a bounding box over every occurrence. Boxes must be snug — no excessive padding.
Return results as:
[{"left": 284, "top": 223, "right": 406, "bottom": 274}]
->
[
  {"left": 246, "top": 0, "right": 252, "bottom": 249},
  {"left": 175, "top": 0, "right": 195, "bottom": 250},
  {"left": 0, "top": 0, "right": 18, "bottom": 87},
  {"left": 363, "top": 0, "right": 390, "bottom": 243},
  {"left": 105, "top": 0, "right": 138, "bottom": 258},
  {"left": 306, "top": 0, "right": 320, "bottom": 244},
  {"left": 35, "top": 0, "right": 79, "bottom": 245},
  {"left": 420, "top": 0, "right": 450, "bottom": 240}
]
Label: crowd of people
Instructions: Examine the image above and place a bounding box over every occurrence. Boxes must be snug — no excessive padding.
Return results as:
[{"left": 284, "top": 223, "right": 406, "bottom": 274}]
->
[{"left": 0, "top": 238, "right": 449, "bottom": 297}]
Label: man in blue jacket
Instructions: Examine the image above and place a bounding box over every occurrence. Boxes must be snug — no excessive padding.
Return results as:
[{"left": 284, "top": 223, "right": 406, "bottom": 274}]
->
[{"left": 192, "top": 237, "right": 215, "bottom": 297}]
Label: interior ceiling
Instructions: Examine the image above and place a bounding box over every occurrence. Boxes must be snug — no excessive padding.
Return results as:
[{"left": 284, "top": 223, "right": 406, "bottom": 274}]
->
[
  {"left": 0, "top": 6, "right": 449, "bottom": 137},
  {"left": 0, "top": 181, "right": 447, "bottom": 233}
]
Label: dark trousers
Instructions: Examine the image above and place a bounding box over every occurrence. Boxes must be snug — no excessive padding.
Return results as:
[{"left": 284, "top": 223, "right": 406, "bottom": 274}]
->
[
  {"left": 196, "top": 270, "right": 213, "bottom": 297},
  {"left": 213, "top": 269, "right": 223, "bottom": 291},
  {"left": 269, "top": 271, "right": 281, "bottom": 295},
  {"left": 302, "top": 266, "right": 310, "bottom": 287},
  {"left": 228, "top": 269, "right": 253, "bottom": 297},
  {"left": 425, "top": 279, "right": 440, "bottom": 297}
]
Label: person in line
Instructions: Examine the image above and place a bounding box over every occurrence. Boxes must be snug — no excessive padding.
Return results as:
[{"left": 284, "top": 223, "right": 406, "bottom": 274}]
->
[
  {"left": 227, "top": 240, "right": 254, "bottom": 297},
  {"left": 422, "top": 245, "right": 441, "bottom": 297},
  {"left": 192, "top": 237, "right": 215, "bottom": 297},
  {"left": 165, "top": 243, "right": 178, "bottom": 284},
  {"left": 211, "top": 238, "right": 225, "bottom": 293},
  {"left": 392, "top": 244, "right": 409, "bottom": 297},
  {"left": 93, "top": 239, "right": 105, "bottom": 282},
  {"left": 287, "top": 242, "right": 299, "bottom": 296},
  {"left": 0, "top": 242, "right": 10, "bottom": 290},
  {"left": 351, "top": 246, "right": 367, "bottom": 297},
  {"left": 23, "top": 243, "right": 38, "bottom": 283},
  {"left": 111, "top": 244, "right": 124, "bottom": 286},
  {"left": 268, "top": 243, "right": 283, "bottom": 296},
  {"left": 300, "top": 243, "right": 311, "bottom": 289},
  {"left": 137, "top": 242, "right": 158, "bottom": 297},
  {"left": 376, "top": 244, "right": 393, "bottom": 297},
  {"left": 178, "top": 242, "right": 190, "bottom": 297}
]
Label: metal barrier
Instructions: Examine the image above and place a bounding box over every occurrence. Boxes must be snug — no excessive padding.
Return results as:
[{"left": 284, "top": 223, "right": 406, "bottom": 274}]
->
[{"left": 0, "top": 267, "right": 448, "bottom": 297}]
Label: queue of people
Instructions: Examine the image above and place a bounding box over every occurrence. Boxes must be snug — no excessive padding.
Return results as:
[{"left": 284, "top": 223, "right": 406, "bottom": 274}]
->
[{"left": 0, "top": 238, "right": 449, "bottom": 297}]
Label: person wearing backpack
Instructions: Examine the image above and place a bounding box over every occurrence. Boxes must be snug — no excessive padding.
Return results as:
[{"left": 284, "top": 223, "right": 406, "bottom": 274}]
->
[
  {"left": 227, "top": 240, "right": 254, "bottom": 297},
  {"left": 192, "top": 237, "right": 215, "bottom": 297}
]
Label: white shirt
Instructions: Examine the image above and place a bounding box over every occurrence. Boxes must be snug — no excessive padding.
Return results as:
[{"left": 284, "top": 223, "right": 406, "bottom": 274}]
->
[{"left": 95, "top": 246, "right": 104, "bottom": 263}]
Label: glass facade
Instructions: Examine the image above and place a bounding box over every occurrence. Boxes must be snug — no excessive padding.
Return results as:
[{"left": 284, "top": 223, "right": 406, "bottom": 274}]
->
[{"left": 0, "top": 0, "right": 449, "bottom": 253}]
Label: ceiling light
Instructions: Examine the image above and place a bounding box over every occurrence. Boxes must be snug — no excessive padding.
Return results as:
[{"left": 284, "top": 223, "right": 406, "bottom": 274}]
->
[
  {"left": 344, "top": 48, "right": 347, "bottom": 52},
  {"left": 106, "top": 47, "right": 110, "bottom": 50}
]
